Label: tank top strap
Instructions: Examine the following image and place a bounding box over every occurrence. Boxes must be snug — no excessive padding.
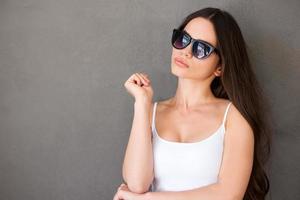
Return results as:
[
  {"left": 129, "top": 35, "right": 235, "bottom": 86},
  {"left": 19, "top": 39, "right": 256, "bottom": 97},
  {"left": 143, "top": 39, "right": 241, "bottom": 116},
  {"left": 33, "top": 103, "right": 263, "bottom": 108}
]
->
[
  {"left": 222, "top": 102, "right": 232, "bottom": 126},
  {"left": 151, "top": 102, "right": 158, "bottom": 131}
]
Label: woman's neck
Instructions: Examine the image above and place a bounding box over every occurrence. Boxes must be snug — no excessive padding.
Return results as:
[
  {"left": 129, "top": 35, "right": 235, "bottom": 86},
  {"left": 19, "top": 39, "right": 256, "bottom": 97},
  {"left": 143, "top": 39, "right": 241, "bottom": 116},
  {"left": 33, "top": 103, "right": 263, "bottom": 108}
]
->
[{"left": 170, "top": 78, "right": 217, "bottom": 110}]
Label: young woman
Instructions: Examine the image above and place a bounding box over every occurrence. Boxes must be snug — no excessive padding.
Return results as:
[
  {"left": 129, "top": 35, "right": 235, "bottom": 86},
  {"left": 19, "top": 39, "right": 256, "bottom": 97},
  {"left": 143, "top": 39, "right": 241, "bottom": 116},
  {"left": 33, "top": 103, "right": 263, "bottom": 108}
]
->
[{"left": 114, "top": 7, "right": 272, "bottom": 200}]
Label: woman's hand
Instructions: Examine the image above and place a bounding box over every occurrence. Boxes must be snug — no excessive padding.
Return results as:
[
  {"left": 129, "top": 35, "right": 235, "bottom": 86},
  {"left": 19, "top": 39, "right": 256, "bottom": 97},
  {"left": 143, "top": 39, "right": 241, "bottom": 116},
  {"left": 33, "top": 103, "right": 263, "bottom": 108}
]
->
[
  {"left": 113, "top": 183, "right": 150, "bottom": 200},
  {"left": 124, "top": 72, "right": 153, "bottom": 103}
]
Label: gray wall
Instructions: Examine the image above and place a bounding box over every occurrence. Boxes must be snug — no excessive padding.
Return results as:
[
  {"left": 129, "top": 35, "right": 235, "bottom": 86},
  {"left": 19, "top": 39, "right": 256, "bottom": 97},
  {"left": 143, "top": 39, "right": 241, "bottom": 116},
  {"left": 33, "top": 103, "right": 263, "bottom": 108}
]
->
[{"left": 0, "top": 0, "right": 299, "bottom": 199}]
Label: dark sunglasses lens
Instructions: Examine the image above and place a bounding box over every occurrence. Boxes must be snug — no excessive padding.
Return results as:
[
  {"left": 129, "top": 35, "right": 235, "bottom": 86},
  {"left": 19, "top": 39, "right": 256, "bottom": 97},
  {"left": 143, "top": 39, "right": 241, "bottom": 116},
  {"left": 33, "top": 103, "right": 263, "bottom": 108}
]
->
[
  {"left": 193, "top": 41, "right": 212, "bottom": 59},
  {"left": 172, "top": 30, "right": 189, "bottom": 49}
]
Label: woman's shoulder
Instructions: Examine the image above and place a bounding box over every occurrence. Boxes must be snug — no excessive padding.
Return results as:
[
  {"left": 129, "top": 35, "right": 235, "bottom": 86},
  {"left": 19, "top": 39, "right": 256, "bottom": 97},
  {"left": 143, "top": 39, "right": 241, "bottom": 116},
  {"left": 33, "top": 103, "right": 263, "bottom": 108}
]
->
[
  {"left": 153, "top": 98, "right": 173, "bottom": 110},
  {"left": 224, "top": 100, "right": 253, "bottom": 135},
  {"left": 213, "top": 99, "right": 253, "bottom": 142},
  {"left": 149, "top": 99, "right": 170, "bottom": 127},
  {"left": 215, "top": 98, "right": 231, "bottom": 107}
]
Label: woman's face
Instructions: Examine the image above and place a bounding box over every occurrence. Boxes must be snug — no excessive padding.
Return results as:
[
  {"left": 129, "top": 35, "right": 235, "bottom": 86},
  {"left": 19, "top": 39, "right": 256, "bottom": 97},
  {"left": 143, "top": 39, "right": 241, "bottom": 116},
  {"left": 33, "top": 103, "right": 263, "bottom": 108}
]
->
[{"left": 171, "top": 17, "right": 222, "bottom": 80}]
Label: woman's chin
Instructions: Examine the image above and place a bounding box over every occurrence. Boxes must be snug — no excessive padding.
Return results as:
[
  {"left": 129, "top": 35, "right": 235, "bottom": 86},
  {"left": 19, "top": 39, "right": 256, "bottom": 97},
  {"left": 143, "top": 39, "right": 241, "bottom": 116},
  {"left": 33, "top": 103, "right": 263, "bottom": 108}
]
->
[{"left": 171, "top": 65, "right": 190, "bottom": 76}]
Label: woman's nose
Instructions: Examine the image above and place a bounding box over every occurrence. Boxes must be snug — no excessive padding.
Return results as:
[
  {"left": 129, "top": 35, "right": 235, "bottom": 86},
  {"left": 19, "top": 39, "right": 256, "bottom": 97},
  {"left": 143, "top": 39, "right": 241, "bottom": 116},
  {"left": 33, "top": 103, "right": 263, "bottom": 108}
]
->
[{"left": 180, "top": 44, "right": 193, "bottom": 58}]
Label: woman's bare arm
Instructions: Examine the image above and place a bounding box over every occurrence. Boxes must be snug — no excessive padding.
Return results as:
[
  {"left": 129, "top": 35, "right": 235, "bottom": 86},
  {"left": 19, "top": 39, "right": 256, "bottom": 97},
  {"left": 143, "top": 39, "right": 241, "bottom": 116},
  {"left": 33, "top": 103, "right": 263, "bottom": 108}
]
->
[{"left": 122, "top": 100, "right": 154, "bottom": 194}]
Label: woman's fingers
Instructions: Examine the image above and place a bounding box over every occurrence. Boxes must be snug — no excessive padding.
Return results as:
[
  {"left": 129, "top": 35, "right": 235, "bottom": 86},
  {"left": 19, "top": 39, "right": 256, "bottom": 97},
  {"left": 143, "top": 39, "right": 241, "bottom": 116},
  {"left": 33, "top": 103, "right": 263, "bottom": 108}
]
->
[
  {"left": 137, "top": 72, "right": 150, "bottom": 86},
  {"left": 113, "top": 190, "right": 121, "bottom": 200},
  {"left": 140, "top": 73, "right": 150, "bottom": 84},
  {"left": 114, "top": 183, "right": 126, "bottom": 200},
  {"left": 128, "top": 74, "right": 139, "bottom": 86},
  {"left": 126, "top": 72, "right": 150, "bottom": 87},
  {"left": 118, "top": 184, "right": 124, "bottom": 190},
  {"left": 117, "top": 183, "right": 126, "bottom": 190},
  {"left": 135, "top": 73, "right": 148, "bottom": 86},
  {"left": 129, "top": 73, "right": 141, "bottom": 86}
]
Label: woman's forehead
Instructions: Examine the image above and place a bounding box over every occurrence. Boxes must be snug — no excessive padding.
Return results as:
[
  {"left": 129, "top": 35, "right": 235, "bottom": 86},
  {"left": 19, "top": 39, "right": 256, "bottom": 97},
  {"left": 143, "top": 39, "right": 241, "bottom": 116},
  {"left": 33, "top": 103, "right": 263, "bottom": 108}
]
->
[{"left": 183, "top": 17, "right": 217, "bottom": 46}]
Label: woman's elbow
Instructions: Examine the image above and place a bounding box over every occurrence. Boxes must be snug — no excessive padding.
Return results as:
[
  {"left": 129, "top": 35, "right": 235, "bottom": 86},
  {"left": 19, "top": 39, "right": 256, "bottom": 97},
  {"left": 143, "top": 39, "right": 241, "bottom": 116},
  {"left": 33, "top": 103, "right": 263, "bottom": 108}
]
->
[
  {"left": 224, "top": 190, "right": 245, "bottom": 200},
  {"left": 127, "top": 182, "right": 151, "bottom": 194}
]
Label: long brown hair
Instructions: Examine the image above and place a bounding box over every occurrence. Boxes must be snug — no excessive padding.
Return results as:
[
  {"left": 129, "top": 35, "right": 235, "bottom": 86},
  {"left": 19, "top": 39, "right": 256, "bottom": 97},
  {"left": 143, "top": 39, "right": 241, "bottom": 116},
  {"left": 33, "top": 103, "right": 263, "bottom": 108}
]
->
[{"left": 176, "top": 7, "right": 273, "bottom": 199}]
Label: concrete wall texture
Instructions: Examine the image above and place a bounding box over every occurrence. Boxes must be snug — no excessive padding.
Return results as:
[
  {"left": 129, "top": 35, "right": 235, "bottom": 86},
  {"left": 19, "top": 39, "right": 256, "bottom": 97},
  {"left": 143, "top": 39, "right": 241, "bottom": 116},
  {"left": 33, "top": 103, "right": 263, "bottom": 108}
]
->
[{"left": 0, "top": 0, "right": 299, "bottom": 199}]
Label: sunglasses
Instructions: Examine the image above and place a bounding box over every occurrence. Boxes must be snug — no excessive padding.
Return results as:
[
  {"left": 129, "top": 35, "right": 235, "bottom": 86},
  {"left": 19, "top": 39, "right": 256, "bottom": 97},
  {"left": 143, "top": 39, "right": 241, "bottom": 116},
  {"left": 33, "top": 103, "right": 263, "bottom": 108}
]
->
[{"left": 171, "top": 28, "right": 220, "bottom": 59}]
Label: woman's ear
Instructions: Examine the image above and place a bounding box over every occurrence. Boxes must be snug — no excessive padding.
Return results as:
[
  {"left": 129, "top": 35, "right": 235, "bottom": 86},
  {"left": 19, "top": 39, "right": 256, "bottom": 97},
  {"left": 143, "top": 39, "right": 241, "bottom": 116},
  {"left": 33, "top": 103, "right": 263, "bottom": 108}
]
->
[{"left": 214, "top": 66, "right": 222, "bottom": 77}]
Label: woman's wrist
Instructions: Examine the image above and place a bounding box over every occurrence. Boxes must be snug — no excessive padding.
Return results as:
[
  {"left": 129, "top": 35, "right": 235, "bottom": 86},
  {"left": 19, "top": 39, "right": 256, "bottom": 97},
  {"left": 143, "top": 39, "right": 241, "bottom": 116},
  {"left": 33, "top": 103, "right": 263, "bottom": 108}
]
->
[{"left": 134, "top": 97, "right": 152, "bottom": 106}]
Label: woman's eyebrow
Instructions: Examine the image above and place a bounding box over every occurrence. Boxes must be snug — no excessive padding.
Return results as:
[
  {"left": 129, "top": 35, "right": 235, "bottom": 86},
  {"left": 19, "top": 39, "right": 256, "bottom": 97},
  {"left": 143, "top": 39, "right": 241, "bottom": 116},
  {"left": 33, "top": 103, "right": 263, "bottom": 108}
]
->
[{"left": 184, "top": 29, "right": 214, "bottom": 45}]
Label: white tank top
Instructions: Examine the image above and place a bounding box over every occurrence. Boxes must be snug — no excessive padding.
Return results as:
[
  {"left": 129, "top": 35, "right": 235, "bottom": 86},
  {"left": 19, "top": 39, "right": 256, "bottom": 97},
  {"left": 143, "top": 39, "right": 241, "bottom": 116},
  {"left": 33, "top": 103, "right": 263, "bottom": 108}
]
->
[{"left": 150, "top": 101, "right": 232, "bottom": 192}]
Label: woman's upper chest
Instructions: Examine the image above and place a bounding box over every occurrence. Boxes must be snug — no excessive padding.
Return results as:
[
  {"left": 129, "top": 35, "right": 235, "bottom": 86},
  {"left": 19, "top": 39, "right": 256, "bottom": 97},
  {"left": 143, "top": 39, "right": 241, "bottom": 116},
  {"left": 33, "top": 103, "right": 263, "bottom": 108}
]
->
[{"left": 152, "top": 101, "right": 227, "bottom": 143}]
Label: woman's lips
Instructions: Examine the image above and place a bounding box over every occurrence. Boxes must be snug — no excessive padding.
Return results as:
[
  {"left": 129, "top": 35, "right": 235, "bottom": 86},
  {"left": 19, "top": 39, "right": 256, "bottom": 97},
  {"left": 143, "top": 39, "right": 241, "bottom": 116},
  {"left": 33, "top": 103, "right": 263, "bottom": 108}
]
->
[{"left": 174, "top": 58, "right": 189, "bottom": 68}]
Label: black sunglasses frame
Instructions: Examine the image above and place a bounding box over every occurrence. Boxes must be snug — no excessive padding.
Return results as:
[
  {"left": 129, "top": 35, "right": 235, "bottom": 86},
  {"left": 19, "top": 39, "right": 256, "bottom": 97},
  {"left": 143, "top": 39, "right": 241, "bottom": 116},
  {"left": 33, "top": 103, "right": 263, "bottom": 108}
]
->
[{"left": 171, "top": 28, "right": 220, "bottom": 59}]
